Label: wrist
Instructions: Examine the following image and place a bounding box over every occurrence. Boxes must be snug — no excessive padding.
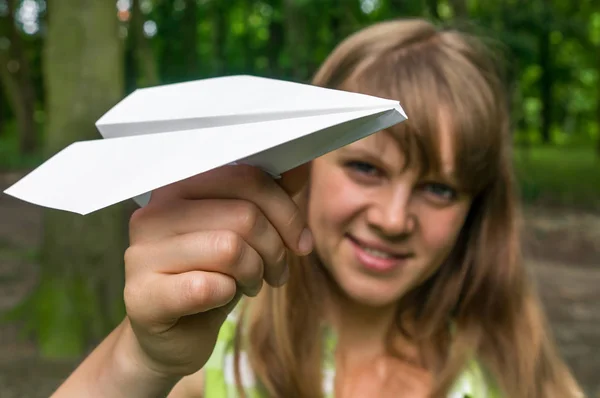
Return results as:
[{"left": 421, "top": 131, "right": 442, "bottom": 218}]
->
[{"left": 100, "top": 319, "right": 181, "bottom": 398}]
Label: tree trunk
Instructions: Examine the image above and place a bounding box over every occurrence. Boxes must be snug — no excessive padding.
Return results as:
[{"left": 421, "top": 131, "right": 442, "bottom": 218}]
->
[
  {"left": 0, "top": 0, "right": 37, "bottom": 155},
  {"left": 32, "top": 0, "right": 128, "bottom": 359}
]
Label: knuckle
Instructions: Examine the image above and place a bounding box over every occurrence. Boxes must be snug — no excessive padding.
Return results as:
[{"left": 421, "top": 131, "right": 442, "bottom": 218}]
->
[
  {"left": 128, "top": 207, "right": 147, "bottom": 237},
  {"left": 123, "top": 245, "right": 143, "bottom": 273},
  {"left": 128, "top": 204, "right": 164, "bottom": 242},
  {"left": 213, "top": 230, "right": 246, "bottom": 266},
  {"left": 233, "top": 201, "right": 265, "bottom": 236},
  {"left": 123, "top": 281, "right": 143, "bottom": 314},
  {"left": 180, "top": 275, "right": 210, "bottom": 306}
]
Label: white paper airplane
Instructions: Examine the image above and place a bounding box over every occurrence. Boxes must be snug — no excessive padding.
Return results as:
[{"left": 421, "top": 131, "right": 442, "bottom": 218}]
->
[{"left": 4, "top": 75, "right": 407, "bottom": 215}]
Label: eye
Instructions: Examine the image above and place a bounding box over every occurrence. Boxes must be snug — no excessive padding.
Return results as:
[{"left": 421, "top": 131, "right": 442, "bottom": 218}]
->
[
  {"left": 421, "top": 182, "right": 457, "bottom": 202},
  {"left": 345, "top": 161, "right": 380, "bottom": 176}
]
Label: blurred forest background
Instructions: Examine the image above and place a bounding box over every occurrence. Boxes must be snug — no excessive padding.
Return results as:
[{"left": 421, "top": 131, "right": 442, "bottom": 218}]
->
[{"left": 0, "top": 0, "right": 599, "bottom": 397}]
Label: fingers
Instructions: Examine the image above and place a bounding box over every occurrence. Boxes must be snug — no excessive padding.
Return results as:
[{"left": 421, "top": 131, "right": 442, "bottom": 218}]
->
[
  {"left": 277, "top": 163, "right": 311, "bottom": 197},
  {"left": 125, "top": 270, "right": 237, "bottom": 325},
  {"left": 126, "top": 230, "right": 266, "bottom": 296},
  {"left": 124, "top": 164, "right": 313, "bottom": 331},
  {"left": 162, "top": 271, "right": 238, "bottom": 319},
  {"left": 129, "top": 199, "right": 288, "bottom": 287},
  {"left": 148, "top": 164, "right": 313, "bottom": 256}
]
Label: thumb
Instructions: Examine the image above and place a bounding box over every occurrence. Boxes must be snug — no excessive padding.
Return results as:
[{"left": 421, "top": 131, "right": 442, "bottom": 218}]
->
[{"left": 277, "top": 162, "right": 311, "bottom": 197}]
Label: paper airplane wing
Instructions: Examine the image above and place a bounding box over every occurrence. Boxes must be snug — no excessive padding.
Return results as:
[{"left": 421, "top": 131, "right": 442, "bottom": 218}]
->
[
  {"left": 3, "top": 76, "right": 407, "bottom": 215},
  {"left": 95, "top": 75, "right": 404, "bottom": 138}
]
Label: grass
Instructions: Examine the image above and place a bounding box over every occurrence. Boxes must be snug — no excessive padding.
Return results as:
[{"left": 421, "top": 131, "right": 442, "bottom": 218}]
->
[{"left": 513, "top": 145, "right": 600, "bottom": 210}]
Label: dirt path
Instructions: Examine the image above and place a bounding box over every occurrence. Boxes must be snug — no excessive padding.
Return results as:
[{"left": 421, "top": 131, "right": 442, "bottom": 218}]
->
[{"left": 0, "top": 172, "right": 599, "bottom": 397}]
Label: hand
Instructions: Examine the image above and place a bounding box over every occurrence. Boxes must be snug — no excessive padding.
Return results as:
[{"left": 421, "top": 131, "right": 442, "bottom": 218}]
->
[
  {"left": 342, "top": 356, "right": 432, "bottom": 398},
  {"left": 119, "top": 164, "right": 313, "bottom": 378}
]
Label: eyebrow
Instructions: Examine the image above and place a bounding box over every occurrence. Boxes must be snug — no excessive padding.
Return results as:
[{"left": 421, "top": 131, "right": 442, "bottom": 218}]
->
[
  {"left": 424, "top": 165, "right": 457, "bottom": 179},
  {"left": 338, "top": 145, "right": 384, "bottom": 158},
  {"left": 337, "top": 146, "right": 388, "bottom": 163},
  {"left": 340, "top": 145, "right": 459, "bottom": 182}
]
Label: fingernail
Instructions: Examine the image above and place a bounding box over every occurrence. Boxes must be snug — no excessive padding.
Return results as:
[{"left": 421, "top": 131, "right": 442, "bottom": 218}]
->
[
  {"left": 298, "top": 228, "right": 313, "bottom": 254},
  {"left": 278, "top": 265, "right": 290, "bottom": 286}
]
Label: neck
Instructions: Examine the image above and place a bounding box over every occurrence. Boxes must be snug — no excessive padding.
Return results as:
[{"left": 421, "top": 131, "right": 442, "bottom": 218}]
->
[{"left": 325, "top": 284, "right": 398, "bottom": 366}]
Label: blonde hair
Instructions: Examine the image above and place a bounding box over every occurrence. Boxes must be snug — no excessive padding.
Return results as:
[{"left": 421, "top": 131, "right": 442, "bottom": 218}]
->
[{"left": 235, "top": 19, "right": 583, "bottom": 398}]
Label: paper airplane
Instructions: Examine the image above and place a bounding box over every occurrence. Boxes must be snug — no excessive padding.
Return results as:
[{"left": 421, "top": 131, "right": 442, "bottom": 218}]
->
[{"left": 4, "top": 75, "right": 407, "bottom": 215}]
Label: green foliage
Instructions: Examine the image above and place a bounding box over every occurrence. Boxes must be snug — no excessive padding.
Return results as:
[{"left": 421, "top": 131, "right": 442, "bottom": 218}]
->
[
  {"left": 1, "top": 0, "right": 600, "bottom": 361},
  {"left": 0, "top": 121, "right": 43, "bottom": 170},
  {"left": 2, "top": 0, "right": 599, "bottom": 153},
  {"left": 3, "top": 275, "right": 114, "bottom": 359},
  {"left": 514, "top": 146, "right": 600, "bottom": 210}
]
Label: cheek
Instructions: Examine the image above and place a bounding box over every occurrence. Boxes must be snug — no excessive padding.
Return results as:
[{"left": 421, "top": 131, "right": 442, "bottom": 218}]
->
[
  {"left": 418, "top": 205, "right": 469, "bottom": 255},
  {"left": 308, "top": 163, "right": 361, "bottom": 230}
]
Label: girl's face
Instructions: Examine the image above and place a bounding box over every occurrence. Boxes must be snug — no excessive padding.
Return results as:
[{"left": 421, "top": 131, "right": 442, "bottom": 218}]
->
[{"left": 307, "top": 126, "right": 472, "bottom": 308}]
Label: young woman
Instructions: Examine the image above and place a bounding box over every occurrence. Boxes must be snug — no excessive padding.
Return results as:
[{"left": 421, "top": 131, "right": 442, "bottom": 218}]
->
[{"left": 52, "top": 19, "right": 583, "bottom": 398}]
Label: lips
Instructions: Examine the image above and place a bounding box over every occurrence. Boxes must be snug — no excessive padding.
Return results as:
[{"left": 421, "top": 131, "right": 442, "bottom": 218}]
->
[
  {"left": 346, "top": 234, "right": 413, "bottom": 273},
  {"left": 347, "top": 234, "right": 413, "bottom": 259}
]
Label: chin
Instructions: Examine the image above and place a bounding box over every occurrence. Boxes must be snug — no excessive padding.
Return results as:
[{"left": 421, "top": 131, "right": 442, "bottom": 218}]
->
[{"left": 337, "top": 275, "right": 408, "bottom": 309}]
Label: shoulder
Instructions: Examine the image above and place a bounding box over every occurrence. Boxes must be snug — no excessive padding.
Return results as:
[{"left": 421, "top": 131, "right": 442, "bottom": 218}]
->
[
  {"left": 204, "top": 307, "right": 240, "bottom": 374},
  {"left": 203, "top": 303, "right": 263, "bottom": 397},
  {"left": 168, "top": 305, "right": 249, "bottom": 398}
]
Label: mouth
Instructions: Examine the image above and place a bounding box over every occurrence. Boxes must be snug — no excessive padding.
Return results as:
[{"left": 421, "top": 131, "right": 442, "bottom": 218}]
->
[
  {"left": 347, "top": 234, "right": 413, "bottom": 258},
  {"left": 346, "top": 234, "right": 413, "bottom": 273}
]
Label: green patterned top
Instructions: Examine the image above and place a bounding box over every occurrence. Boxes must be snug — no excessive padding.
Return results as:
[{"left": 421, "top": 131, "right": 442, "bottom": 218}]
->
[{"left": 204, "top": 308, "right": 502, "bottom": 398}]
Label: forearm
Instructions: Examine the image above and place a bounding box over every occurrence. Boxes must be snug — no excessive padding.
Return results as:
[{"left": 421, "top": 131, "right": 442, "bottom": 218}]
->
[{"left": 51, "top": 318, "right": 180, "bottom": 398}]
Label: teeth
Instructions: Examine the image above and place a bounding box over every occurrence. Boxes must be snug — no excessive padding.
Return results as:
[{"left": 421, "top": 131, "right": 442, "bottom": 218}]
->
[{"left": 362, "top": 246, "right": 394, "bottom": 259}]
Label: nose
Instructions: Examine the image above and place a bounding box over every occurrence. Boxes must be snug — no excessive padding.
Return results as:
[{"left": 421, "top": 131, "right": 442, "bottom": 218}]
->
[{"left": 366, "top": 188, "right": 415, "bottom": 237}]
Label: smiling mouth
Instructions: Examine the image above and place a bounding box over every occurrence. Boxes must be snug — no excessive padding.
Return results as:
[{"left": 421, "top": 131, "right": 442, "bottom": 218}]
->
[{"left": 346, "top": 234, "right": 413, "bottom": 259}]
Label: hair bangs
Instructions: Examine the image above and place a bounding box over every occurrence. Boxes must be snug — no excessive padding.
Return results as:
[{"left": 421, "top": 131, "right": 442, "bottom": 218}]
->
[{"left": 339, "top": 33, "right": 506, "bottom": 196}]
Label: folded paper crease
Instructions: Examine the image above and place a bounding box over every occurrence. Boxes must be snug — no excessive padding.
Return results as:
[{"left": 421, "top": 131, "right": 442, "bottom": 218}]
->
[{"left": 4, "top": 76, "right": 407, "bottom": 215}]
